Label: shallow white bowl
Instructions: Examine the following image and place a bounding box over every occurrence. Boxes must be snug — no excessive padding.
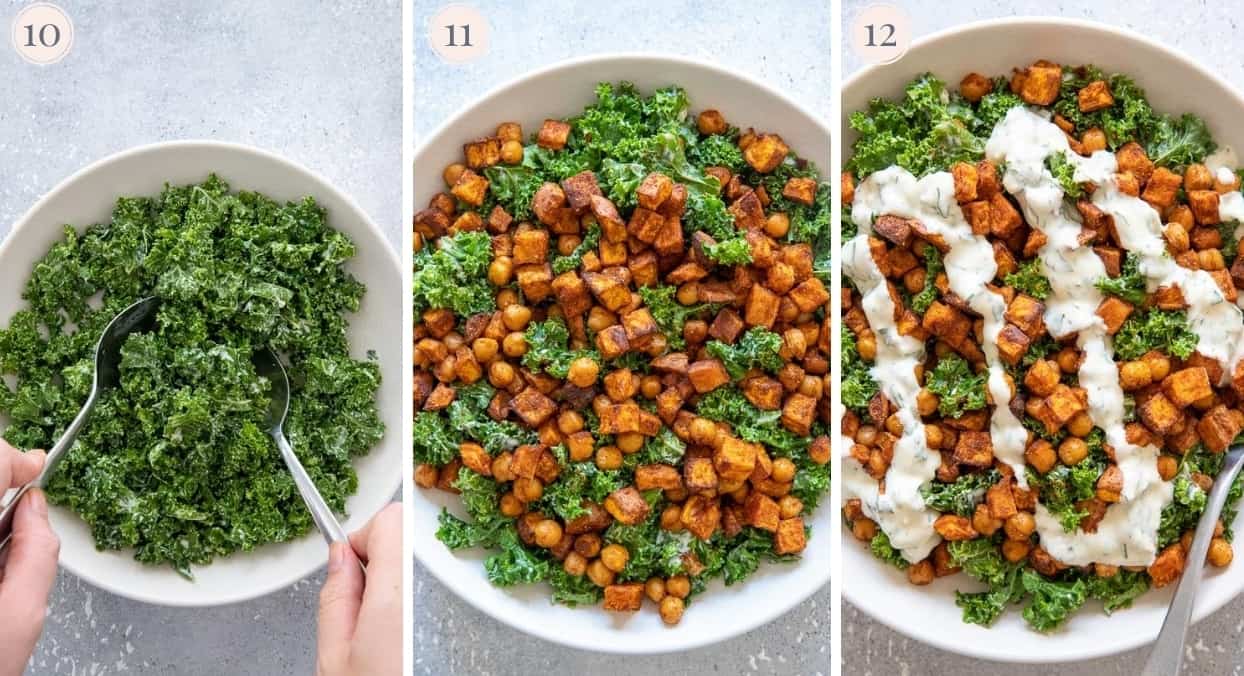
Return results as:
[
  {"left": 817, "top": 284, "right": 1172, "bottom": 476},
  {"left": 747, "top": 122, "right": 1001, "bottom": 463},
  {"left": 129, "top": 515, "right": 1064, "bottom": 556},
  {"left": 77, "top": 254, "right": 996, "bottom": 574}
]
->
[
  {"left": 842, "top": 17, "right": 1244, "bottom": 663},
  {"left": 0, "top": 141, "right": 404, "bottom": 607},
  {"left": 412, "top": 54, "right": 831, "bottom": 654}
]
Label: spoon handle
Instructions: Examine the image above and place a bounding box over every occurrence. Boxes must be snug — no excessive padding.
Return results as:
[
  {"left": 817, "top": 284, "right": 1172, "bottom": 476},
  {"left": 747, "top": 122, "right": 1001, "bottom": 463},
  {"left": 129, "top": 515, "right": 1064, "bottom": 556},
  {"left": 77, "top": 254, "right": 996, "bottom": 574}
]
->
[
  {"left": 1143, "top": 446, "right": 1244, "bottom": 676},
  {"left": 0, "top": 392, "right": 97, "bottom": 553},
  {"left": 272, "top": 430, "right": 365, "bottom": 574}
]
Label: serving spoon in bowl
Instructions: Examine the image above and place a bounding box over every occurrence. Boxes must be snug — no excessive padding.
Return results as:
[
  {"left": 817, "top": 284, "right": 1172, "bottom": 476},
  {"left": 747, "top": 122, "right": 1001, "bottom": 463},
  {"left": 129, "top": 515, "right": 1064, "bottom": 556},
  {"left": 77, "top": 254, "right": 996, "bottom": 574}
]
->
[
  {"left": 253, "top": 347, "right": 364, "bottom": 573},
  {"left": 0, "top": 296, "right": 161, "bottom": 553},
  {"left": 1143, "top": 444, "right": 1244, "bottom": 675}
]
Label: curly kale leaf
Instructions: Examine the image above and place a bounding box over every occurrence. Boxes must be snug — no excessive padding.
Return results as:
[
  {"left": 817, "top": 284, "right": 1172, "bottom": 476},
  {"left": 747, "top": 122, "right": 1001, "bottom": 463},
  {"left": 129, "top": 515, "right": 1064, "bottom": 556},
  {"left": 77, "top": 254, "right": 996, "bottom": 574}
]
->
[
  {"left": 538, "top": 457, "right": 622, "bottom": 522},
  {"left": 696, "top": 386, "right": 808, "bottom": 456},
  {"left": 1146, "top": 113, "right": 1215, "bottom": 168},
  {"left": 637, "top": 284, "right": 715, "bottom": 350},
  {"left": 1084, "top": 569, "right": 1150, "bottom": 614},
  {"left": 869, "top": 531, "right": 909, "bottom": 569},
  {"left": 522, "top": 317, "right": 596, "bottom": 380},
  {"left": 483, "top": 165, "right": 542, "bottom": 221},
  {"left": 446, "top": 382, "right": 536, "bottom": 454},
  {"left": 688, "top": 131, "right": 746, "bottom": 172},
  {"left": 841, "top": 325, "right": 879, "bottom": 415},
  {"left": 949, "top": 538, "right": 1025, "bottom": 627},
  {"left": 1021, "top": 569, "right": 1088, "bottom": 632},
  {"left": 722, "top": 527, "right": 798, "bottom": 585},
  {"left": 702, "top": 236, "right": 753, "bottom": 265},
  {"left": 705, "top": 327, "right": 785, "bottom": 380},
  {"left": 552, "top": 223, "right": 601, "bottom": 274},
  {"left": 1046, "top": 152, "right": 1085, "bottom": 199},
  {"left": 547, "top": 567, "right": 603, "bottom": 607},
  {"left": 926, "top": 354, "right": 988, "bottom": 418},
  {"left": 920, "top": 470, "right": 999, "bottom": 517},
  {"left": 1026, "top": 429, "right": 1106, "bottom": 532},
  {"left": 910, "top": 246, "right": 943, "bottom": 314},
  {"left": 412, "top": 230, "right": 495, "bottom": 319},
  {"left": 485, "top": 526, "right": 551, "bottom": 587},
  {"left": 1113, "top": 309, "right": 1198, "bottom": 361},
  {"left": 1094, "top": 252, "right": 1147, "bottom": 305},
  {"left": 1004, "top": 258, "right": 1052, "bottom": 301},
  {"left": 413, "top": 411, "right": 460, "bottom": 465}
]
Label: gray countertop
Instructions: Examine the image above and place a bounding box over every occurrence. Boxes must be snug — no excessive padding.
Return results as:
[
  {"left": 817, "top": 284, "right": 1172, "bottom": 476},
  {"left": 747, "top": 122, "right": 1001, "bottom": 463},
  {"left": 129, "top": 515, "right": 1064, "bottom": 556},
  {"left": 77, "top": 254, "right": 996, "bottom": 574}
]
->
[
  {"left": 412, "top": 0, "right": 831, "bottom": 674},
  {"left": 842, "top": 1, "right": 1244, "bottom": 674},
  {"left": 1, "top": 1, "right": 400, "bottom": 674}
]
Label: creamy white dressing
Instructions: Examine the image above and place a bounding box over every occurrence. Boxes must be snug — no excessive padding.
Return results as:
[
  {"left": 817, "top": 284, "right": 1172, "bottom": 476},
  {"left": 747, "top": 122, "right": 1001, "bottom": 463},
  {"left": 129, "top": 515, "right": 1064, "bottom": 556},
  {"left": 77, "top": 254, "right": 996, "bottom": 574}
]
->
[
  {"left": 987, "top": 107, "right": 1172, "bottom": 566},
  {"left": 1221, "top": 191, "right": 1244, "bottom": 310},
  {"left": 1206, "top": 146, "right": 1238, "bottom": 175},
  {"left": 841, "top": 229, "right": 941, "bottom": 562}
]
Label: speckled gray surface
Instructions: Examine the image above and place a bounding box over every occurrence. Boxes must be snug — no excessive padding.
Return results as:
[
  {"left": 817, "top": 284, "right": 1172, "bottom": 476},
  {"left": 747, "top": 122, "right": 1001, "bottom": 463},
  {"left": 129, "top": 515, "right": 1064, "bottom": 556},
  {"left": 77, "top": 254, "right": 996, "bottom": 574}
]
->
[
  {"left": 1, "top": 1, "right": 400, "bottom": 674},
  {"left": 412, "top": 1, "right": 830, "bottom": 674},
  {"left": 842, "top": 1, "right": 1244, "bottom": 674}
]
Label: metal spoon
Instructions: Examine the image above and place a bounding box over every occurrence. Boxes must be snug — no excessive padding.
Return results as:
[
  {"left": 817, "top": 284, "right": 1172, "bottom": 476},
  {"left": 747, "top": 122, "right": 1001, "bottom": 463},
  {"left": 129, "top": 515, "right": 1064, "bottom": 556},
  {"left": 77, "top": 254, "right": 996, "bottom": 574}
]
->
[
  {"left": 0, "top": 297, "right": 160, "bottom": 553},
  {"left": 253, "top": 347, "right": 363, "bottom": 571},
  {"left": 1143, "top": 444, "right": 1244, "bottom": 675}
]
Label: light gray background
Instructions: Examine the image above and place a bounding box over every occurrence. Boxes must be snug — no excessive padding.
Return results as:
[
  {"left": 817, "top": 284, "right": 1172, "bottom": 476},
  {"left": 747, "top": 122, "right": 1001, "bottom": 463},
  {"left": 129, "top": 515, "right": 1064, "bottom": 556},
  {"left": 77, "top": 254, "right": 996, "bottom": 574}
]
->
[
  {"left": 1, "top": 1, "right": 400, "bottom": 674},
  {"left": 843, "top": 1, "right": 1244, "bottom": 674},
  {"left": 413, "top": 0, "right": 831, "bottom": 674}
]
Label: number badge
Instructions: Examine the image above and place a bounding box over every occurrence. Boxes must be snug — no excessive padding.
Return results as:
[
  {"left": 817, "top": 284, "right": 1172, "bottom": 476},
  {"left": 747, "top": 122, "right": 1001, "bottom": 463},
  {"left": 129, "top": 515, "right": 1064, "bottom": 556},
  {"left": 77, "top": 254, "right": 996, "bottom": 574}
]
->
[
  {"left": 850, "top": 3, "right": 911, "bottom": 66},
  {"left": 428, "top": 4, "right": 490, "bottom": 64},
  {"left": 11, "top": 2, "right": 73, "bottom": 65}
]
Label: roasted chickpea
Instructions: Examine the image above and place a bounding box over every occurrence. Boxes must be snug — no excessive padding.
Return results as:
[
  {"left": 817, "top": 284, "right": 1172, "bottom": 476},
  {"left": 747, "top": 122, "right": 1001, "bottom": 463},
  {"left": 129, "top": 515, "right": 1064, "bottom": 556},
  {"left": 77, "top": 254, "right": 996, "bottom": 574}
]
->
[
  {"left": 499, "top": 492, "right": 525, "bottom": 517},
  {"left": 513, "top": 477, "right": 544, "bottom": 503},
  {"left": 1157, "top": 454, "right": 1179, "bottom": 481},
  {"left": 778, "top": 495, "right": 804, "bottom": 519},
  {"left": 697, "top": 110, "right": 728, "bottom": 135},
  {"left": 568, "top": 356, "right": 600, "bottom": 387},
  {"left": 851, "top": 517, "right": 877, "bottom": 541},
  {"left": 666, "top": 575, "right": 691, "bottom": 599},
  {"left": 903, "top": 267, "right": 927, "bottom": 294},
  {"left": 659, "top": 596, "right": 686, "bottom": 625},
  {"left": 1066, "top": 411, "right": 1093, "bottom": 437},
  {"left": 856, "top": 333, "right": 877, "bottom": 362},
  {"left": 1001, "top": 539, "right": 1031, "bottom": 563},
  {"left": 595, "top": 445, "right": 623, "bottom": 471},
  {"left": 472, "top": 337, "right": 499, "bottom": 363},
  {"left": 1164, "top": 222, "right": 1190, "bottom": 253},
  {"left": 574, "top": 533, "right": 602, "bottom": 558},
  {"left": 676, "top": 283, "right": 699, "bottom": 305},
  {"left": 617, "top": 432, "right": 645, "bottom": 454},
  {"left": 1055, "top": 346, "right": 1080, "bottom": 373},
  {"left": 500, "top": 140, "right": 523, "bottom": 165},
  {"left": 502, "top": 304, "right": 533, "bottom": 331},
  {"left": 1209, "top": 538, "right": 1234, "bottom": 567},
  {"left": 640, "top": 375, "right": 662, "bottom": 399},
  {"left": 414, "top": 464, "right": 438, "bottom": 488},
  {"left": 854, "top": 424, "right": 878, "bottom": 446},
  {"left": 972, "top": 503, "right": 1002, "bottom": 537},
  {"left": 443, "top": 163, "right": 466, "bottom": 187},
  {"left": 557, "top": 410, "right": 585, "bottom": 435},
  {"left": 916, "top": 388, "right": 940, "bottom": 417},
  {"left": 690, "top": 417, "right": 719, "bottom": 446},
  {"left": 587, "top": 559, "right": 616, "bottom": 587},
  {"left": 645, "top": 577, "right": 667, "bottom": 603},
  {"left": 907, "top": 560, "right": 935, "bottom": 585},
  {"left": 1144, "top": 352, "right": 1171, "bottom": 381},
  {"left": 1199, "top": 248, "right": 1226, "bottom": 271},
  {"left": 600, "top": 544, "right": 630, "bottom": 573},
  {"left": 683, "top": 319, "right": 709, "bottom": 346},
  {"left": 764, "top": 212, "right": 790, "bottom": 238},
  {"left": 771, "top": 457, "right": 797, "bottom": 484},
  {"left": 660, "top": 504, "right": 684, "bottom": 531},
  {"left": 488, "top": 360, "right": 516, "bottom": 388},
  {"left": 496, "top": 288, "right": 519, "bottom": 309},
  {"left": 1004, "top": 512, "right": 1037, "bottom": 541},
  {"left": 925, "top": 424, "right": 944, "bottom": 449},
  {"left": 488, "top": 257, "right": 513, "bottom": 286},
  {"left": 534, "top": 519, "right": 564, "bottom": 548},
  {"left": 1081, "top": 128, "right": 1107, "bottom": 153},
  {"left": 563, "top": 552, "right": 588, "bottom": 576},
  {"left": 1058, "top": 437, "right": 1089, "bottom": 466},
  {"left": 502, "top": 331, "right": 528, "bottom": 358},
  {"left": 884, "top": 413, "right": 904, "bottom": 436},
  {"left": 495, "top": 122, "right": 522, "bottom": 142}
]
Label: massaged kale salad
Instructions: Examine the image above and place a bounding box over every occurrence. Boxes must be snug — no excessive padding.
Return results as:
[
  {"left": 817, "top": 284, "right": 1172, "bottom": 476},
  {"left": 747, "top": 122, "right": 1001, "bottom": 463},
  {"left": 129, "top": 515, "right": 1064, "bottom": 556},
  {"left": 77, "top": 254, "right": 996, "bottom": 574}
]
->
[
  {"left": 0, "top": 176, "right": 383, "bottom": 577},
  {"left": 413, "top": 82, "right": 829, "bottom": 625},
  {"left": 842, "top": 61, "right": 1244, "bottom": 632}
]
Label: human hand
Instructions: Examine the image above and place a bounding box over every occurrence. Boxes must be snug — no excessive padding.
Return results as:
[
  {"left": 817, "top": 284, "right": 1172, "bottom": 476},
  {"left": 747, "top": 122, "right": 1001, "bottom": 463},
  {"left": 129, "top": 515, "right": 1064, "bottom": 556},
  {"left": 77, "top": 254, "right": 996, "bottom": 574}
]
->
[
  {"left": 316, "top": 502, "right": 401, "bottom": 676},
  {"left": 0, "top": 441, "right": 59, "bottom": 676}
]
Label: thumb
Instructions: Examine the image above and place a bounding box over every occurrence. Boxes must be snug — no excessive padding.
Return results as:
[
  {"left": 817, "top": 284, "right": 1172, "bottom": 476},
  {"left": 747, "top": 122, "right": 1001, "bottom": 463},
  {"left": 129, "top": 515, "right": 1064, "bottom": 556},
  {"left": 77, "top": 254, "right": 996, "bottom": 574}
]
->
[{"left": 316, "top": 542, "right": 364, "bottom": 672}]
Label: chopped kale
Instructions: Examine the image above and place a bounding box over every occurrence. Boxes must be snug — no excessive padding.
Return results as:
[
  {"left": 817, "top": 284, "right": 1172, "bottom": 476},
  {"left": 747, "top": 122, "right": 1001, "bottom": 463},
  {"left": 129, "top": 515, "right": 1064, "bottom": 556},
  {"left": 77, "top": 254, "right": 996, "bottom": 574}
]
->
[
  {"left": 1003, "top": 258, "right": 1052, "bottom": 301},
  {"left": 869, "top": 531, "right": 909, "bottom": 569},
  {"left": 842, "top": 325, "right": 879, "bottom": 416},
  {"left": 1113, "top": 309, "right": 1198, "bottom": 361},
  {"left": 1094, "top": 252, "right": 1147, "bottom": 305},
  {"left": 705, "top": 327, "right": 785, "bottom": 380},
  {"left": 412, "top": 230, "right": 495, "bottom": 319},
  {"left": 925, "top": 354, "right": 988, "bottom": 418},
  {"left": 637, "top": 284, "right": 715, "bottom": 350},
  {"left": 921, "top": 470, "right": 999, "bottom": 517},
  {"left": 910, "top": 247, "right": 943, "bottom": 314}
]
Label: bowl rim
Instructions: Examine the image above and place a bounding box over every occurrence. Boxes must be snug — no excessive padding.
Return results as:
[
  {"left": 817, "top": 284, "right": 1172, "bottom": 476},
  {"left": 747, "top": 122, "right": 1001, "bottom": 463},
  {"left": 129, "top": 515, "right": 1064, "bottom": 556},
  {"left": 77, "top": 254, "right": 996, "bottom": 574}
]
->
[
  {"left": 1, "top": 139, "right": 403, "bottom": 607},
  {"left": 841, "top": 15, "right": 1244, "bottom": 662},
  {"left": 411, "top": 51, "right": 831, "bottom": 654}
]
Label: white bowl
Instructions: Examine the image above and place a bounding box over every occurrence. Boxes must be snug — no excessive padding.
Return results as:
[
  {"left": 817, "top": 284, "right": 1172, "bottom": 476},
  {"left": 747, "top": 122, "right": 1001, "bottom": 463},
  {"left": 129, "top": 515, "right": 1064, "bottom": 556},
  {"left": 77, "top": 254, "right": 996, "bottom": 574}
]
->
[
  {"left": 842, "top": 17, "right": 1244, "bottom": 663},
  {"left": 0, "top": 141, "right": 404, "bottom": 607},
  {"left": 412, "top": 54, "right": 831, "bottom": 654}
]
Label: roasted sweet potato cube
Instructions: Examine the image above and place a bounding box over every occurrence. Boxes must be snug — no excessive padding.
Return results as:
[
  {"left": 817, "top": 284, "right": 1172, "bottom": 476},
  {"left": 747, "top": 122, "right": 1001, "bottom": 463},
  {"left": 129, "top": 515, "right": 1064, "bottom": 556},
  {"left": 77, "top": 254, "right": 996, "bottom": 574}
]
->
[
  {"left": 558, "top": 170, "right": 601, "bottom": 212},
  {"left": 1024, "top": 359, "right": 1061, "bottom": 397},
  {"left": 715, "top": 437, "right": 758, "bottom": 482},
  {"left": 423, "top": 383, "right": 455, "bottom": 411},
  {"left": 746, "top": 229, "right": 779, "bottom": 268},
  {"left": 1005, "top": 294, "right": 1046, "bottom": 338},
  {"left": 953, "top": 431, "right": 994, "bottom": 468},
  {"left": 589, "top": 195, "right": 626, "bottom": 242},
  {"left": 1046, "top": 384, "right": 1086, "bottom": 424},
  {"left": 604, "top": 486, "right": 651, "bottom": 526},
  {"left": 595, "top": 325, "right": 630, "bottom": 359},
  {"left": 635, "top": 464, "right": 683, "bottom": 491},
  {"left": 688, "top": 359, "right": 731, "bottom": 393},
  {"left": 774, "top": 517, "right": 807, "bottom": 555},
  {"left": 872, "top": 214, "right": 913, "bottom": 248},
  {"left": 436, "top": 459, "right": 462, "bottom": 492},
  {"left": 510, "top": 444, "right": 543, "bottom": 479},
  {"left": 683, "top": 455, "right": 718, "bottom": 492},
  {"left": 1164, "top": 367, "right": 1213, "bottom": 408},
  {"left": 1141, "top": 167, "right": 1182, "bottom": 209},
  {"left": 959, "top": 200, "right": 989, "bottom": 236},
  {"left": 1233, "top": 360, "right": 1244, "bottom": 399},
  {"left": 996, "top": 324, "right": 1031, "bottom": 366},
  {"left": 1138, "top": 392, "right": 1181, "bottom": 435},
  {"left": 1077, "top": 80, "right": 1114, "bottom": 113},
  {"left": 781, "top": 393, "right": 818, "bottom": 436},
  {"left": 565, "top": 430, "right": 595, "bottom": 462},
  {"left": 743, "top": 492, "right": 781, "bottom": 532},
  {"left": 933, "top": 514, "right": 978, "bottom": 541},
  {"left": 742, "top": 376, "right": 784, "bottom": 411},
  {"left": 659, "top": 183, "right": 688, "bottom": 218},
  {"left": 1096, "top": 296, "right": 1134, "bottom": 335},
  {"left": 565, "top": 502, "right": 613, "bottom": 534},
  {"left": 922, "top": 301, "right": 972, "bottom": 348},
  {"left": 1019, "top": 60, "right": 1062, "bottom": 105},
  {"left": 959, "top": 72, "right": 993, "bottom": 102},
  {"left": 654, "top": 221, "right": 684, "bottom": 258},
  {"left": 603, "top": 583, "right": 645, "bottom": 612},
  {"left": 414, "top": 208, "right": 450, "bottom": 238},
  {"left": 515, "top": 263, "right": 553, "bottom": 302},
  {"left": 512, "top": 223, "right": 550, "bottom": 265},
  {"left": 989, "top": 192, "right": 1023, "bottom": 238},
  {"left": 789, "top": 277, "right": 830, "bottom": 313},
  {"left": 621, "top": 307, "right": 659, "bottom": 345},
  {"left": 743, "top": 134, "right": 790, "bottom": 173},
  {"left": 1116, "top": 142, "right": 1155, "bottom": 186},
  {"left": 510, "top": 388, "right": 557, "bottom": 427},
  {"left": 552, "top": 271, "right": 592, "bottom": 316},
  {"left": 729, "top": 191, "right": 766, "bottom": 231},
  {"left": 744, "top": 284, "right": 780, "bottom": 329},
  {"left": 1188, "top": 189, "right": 1222, "bottom": 225},
  {"left": 986, "top": 480, "right": 1018, "bottom": 520},
  {"left": 1197, "top": 405, "right": 1242, "bottom": 452},
  {"left": 781, "top": 176, "right": 818, "bottom": 206},
  {"left": 537, "top": 119, "right": 571, "bottom": 149},
  {"left": 666, "top": 261, "right": 708, "bottom": 284},
  {"left": 463, "top": 136, "right": 502, "bottom": 169},
  {"left": 633, "top": 208, "right": 671, "bottom": 245},
  {"left": 450, "top": 169, "right": 489, "bottom": 206},
  {"left": 709, "top": 308, "right": 745, "bottom": 343},
  {"left": 636, "top": 172, "right": 674, "bottom": 210},
  {"left": 583, "top": 271, "right": 631, "bottom": 311},
  {"left": 531, "top": 182, "right": 567, "bottom": 226},
  {"left": 951, "top": 162, "right": 979, "bottom": 203},
  {"left": 681, "top": 495, "right": 722, "bottom": 540},
  {"left": 1148, "top": 543, "right": 1186, "bottom": 588}
]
